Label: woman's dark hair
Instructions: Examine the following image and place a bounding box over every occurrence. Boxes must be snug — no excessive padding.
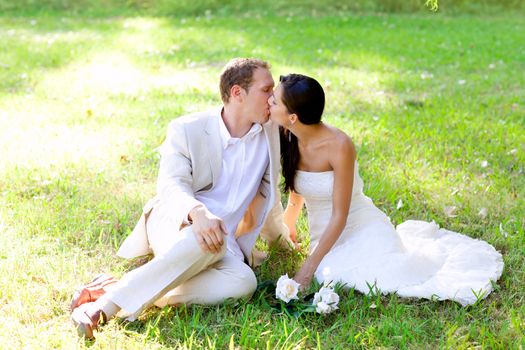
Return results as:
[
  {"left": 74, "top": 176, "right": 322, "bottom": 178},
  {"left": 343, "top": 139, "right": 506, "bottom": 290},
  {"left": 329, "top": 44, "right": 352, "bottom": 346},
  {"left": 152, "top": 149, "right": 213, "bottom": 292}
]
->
[{"left": 279, "top": 74, "right": 325, "bottom": 192}]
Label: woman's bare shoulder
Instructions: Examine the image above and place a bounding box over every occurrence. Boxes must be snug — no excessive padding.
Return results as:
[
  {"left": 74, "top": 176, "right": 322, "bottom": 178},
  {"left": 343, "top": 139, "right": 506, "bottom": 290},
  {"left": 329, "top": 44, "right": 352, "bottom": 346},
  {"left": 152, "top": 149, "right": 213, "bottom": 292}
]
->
[{"left": 326, "top": 125, "right": 355, "bottom": 154}]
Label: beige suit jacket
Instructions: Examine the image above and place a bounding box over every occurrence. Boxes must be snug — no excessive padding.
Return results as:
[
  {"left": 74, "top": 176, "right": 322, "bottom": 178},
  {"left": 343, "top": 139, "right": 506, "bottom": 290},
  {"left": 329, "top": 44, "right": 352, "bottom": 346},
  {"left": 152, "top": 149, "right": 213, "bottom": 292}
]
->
[{"left": 117, "top": 108, "right": 291, "bottom": 265}]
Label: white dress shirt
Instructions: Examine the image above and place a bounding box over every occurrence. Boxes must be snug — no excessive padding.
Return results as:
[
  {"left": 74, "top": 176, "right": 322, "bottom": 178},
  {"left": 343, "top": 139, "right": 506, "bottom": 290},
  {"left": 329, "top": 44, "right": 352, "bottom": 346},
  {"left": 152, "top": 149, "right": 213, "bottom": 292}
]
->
[{"left": 195, "top": 113, "right": 269, "bottom": 260}]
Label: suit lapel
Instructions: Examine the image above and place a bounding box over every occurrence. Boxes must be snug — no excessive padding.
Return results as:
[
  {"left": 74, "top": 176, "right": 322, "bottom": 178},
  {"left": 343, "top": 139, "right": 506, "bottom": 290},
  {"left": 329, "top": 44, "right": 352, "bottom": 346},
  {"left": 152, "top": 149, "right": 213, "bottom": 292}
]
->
[
  {"left": 204, "top": 112, "right": 223, "bottom": 186},
  {"left": 263, "top": 121, "right": 280, "bottom": 205}
]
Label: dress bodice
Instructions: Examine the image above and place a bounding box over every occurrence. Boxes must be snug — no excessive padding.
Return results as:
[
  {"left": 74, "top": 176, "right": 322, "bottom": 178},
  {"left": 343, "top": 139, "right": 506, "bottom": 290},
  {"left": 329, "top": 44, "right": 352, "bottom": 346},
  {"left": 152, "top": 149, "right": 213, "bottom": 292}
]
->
[
  {"left": 294, "top": 161, "right": 364, "bottom": 201},
  {"left": 294, "top": 161, "right": 390, "bottom": 249}
]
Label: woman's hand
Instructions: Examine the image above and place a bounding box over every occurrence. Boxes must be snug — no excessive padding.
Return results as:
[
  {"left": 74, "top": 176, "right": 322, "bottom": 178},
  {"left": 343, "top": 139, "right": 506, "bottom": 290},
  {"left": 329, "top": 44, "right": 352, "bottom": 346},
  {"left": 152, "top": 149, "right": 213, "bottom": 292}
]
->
[
  {"left": 293, "top": 265, "right": 315, "bottom": 292},
  {"left": 284, "top": 221, "right": 301, "bottom": 249},
  {"left": 285, "top": 223, "right": 297, "bottom": 244}
]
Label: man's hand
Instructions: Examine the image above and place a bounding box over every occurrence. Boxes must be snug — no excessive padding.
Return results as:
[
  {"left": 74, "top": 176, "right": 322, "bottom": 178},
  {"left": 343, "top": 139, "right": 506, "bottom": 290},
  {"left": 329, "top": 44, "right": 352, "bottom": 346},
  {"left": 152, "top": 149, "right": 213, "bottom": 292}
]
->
[{"left": 189, "top": 205, "right": 227, "bottom": 254}]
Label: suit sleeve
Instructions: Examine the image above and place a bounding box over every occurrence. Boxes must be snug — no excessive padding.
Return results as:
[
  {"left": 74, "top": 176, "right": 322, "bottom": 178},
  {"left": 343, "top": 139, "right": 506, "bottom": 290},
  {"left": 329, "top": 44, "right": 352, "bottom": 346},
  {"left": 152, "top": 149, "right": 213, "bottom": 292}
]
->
[{"left": 156, "top": 120, "right": 203, "bottom": 227}]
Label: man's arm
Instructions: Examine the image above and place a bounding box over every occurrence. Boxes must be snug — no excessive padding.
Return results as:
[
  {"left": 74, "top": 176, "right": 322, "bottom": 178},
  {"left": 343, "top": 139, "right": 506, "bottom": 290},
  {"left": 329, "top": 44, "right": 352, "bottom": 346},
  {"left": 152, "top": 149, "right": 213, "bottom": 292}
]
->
[
  {"left": 157, "top": 120, "right": 202, "bottom": 219},
  {"left": 156, "top": 120, "right": 225, "bottom": 253}
]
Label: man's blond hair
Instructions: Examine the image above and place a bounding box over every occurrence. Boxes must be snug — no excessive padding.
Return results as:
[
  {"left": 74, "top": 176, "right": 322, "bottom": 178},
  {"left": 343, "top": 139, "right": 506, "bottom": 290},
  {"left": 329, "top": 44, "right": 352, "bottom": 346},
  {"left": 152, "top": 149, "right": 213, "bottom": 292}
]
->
[{"left": 219, "top": 58, "right": 270, "bottom": 103}]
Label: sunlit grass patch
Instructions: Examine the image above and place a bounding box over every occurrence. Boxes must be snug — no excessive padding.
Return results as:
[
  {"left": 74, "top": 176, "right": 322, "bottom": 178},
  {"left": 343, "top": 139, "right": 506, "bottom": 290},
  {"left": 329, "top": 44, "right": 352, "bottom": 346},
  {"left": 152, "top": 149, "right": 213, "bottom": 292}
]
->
[{"left": 0, "top": 8, "right": 523, "bottom": 349}]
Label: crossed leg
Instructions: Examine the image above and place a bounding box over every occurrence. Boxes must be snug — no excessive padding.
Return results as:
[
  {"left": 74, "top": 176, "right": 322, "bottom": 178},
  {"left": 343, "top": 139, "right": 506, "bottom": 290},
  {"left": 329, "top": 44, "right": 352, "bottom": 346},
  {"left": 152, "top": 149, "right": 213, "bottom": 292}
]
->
[{"left": 72, "top": 205, "right": 257, "bottom": 337}]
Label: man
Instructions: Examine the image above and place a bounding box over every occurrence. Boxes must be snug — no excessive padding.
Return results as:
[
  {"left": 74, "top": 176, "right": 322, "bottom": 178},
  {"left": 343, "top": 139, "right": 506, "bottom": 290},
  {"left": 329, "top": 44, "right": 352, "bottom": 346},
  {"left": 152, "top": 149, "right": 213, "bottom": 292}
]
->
[{"left": 71, "top": 58, "right": 291, "bottom": 339}]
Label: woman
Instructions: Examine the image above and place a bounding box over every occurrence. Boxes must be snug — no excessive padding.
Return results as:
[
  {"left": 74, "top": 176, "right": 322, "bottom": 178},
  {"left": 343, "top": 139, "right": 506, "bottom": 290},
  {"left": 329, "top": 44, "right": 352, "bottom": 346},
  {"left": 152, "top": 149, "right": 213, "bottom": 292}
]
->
[{"left": 268, "top": 74, "right": 503, "bottom": 305}]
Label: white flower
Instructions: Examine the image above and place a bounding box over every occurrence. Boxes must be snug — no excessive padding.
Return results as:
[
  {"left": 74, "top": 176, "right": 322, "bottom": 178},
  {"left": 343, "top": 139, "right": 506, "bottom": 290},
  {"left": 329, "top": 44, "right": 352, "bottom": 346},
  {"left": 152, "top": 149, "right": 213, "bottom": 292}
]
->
[
  {"left": 316, "top": 301, "right": 332, "bottom": 314},
  {"left": 312, "top": 286, "right": 339, "bottom": 314},
  {"left": 275, "top": 274, "right": 300, "bottom": 303}
]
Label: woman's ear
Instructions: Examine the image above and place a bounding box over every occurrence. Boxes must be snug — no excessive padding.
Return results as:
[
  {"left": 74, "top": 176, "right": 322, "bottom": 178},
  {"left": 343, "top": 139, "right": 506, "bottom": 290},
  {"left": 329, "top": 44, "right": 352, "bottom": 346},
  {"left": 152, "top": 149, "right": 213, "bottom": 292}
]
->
[{"left": 289, "top": 113, "right": 298, "bottom": 125}]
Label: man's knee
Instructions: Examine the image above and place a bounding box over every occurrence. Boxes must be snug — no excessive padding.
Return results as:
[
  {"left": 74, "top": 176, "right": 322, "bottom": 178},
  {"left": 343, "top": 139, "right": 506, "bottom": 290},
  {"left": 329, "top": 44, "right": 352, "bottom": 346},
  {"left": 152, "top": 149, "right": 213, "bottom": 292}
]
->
[
  {"left": 189, "top": 225, "right": 228, "bottom": 259},
  {"left": 154, "top": 230, "right": 226, "bottom": 268},
  {"left": 235, "top": 270, "right": 258, "bottom": 298}
]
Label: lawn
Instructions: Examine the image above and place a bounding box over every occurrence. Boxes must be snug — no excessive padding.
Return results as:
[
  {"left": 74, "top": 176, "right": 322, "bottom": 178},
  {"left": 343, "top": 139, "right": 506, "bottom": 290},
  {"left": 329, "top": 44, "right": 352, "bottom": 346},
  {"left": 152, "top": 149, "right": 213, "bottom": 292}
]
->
[{"left": 0, "top": 3, "right": 524, "bottom": 349}]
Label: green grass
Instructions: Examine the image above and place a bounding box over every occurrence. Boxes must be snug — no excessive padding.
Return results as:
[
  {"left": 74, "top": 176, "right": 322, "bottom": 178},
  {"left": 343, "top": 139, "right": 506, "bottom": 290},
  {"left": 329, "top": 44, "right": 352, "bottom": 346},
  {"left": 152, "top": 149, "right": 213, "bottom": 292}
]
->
[
  {"left": 1, "top": 0, "right": 524, "bottom": 17},
  {"left": 0, "top": 4, "right": 524, "bottom": 349}
]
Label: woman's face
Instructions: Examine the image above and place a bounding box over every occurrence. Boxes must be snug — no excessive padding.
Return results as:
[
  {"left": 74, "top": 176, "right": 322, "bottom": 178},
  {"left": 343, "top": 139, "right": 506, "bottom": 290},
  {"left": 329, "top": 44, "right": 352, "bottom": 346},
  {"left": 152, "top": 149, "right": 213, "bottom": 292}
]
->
[{"left": 268, "top": 84, "right": 292, "bottom": 127}]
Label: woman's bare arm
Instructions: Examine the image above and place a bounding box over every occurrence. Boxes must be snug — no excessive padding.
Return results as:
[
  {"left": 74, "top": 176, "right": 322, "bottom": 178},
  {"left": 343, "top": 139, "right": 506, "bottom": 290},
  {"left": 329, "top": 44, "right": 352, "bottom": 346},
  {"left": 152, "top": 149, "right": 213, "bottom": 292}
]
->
[
  {"left": 293, "top": 135, "right": 356, "bottom": 289},
  {"left": 283, "top": 191, "right": 305, "bottom": 243}
]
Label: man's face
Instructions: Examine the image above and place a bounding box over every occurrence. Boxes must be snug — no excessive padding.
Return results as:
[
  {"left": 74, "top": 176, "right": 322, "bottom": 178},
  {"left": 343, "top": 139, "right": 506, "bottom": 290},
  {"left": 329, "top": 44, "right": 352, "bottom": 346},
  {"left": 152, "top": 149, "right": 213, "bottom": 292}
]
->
[
  {"left": 241, "top": 68, "right": 275, "bottom": 124},
  {"left": 268, "top": 84, "right": 290, "bottom": 128}
]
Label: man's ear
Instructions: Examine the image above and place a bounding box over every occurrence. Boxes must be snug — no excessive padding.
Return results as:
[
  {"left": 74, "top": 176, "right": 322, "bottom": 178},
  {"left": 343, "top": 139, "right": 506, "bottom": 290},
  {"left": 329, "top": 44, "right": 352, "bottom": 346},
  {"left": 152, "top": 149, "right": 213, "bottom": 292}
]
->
[
  {"left": 289, "top": 113, "right": 298, "bottom": 125},
  {"left": 230, "top": 85, "right": 243, "bottom": 102}
]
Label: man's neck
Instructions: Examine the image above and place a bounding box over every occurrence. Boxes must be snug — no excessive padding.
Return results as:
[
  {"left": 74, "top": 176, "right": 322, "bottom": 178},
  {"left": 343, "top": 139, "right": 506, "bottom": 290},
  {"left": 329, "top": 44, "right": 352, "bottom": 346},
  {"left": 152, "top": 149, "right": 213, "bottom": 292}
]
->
[{"left": 222, "top": 106, "right": 254, "bottom": 138}]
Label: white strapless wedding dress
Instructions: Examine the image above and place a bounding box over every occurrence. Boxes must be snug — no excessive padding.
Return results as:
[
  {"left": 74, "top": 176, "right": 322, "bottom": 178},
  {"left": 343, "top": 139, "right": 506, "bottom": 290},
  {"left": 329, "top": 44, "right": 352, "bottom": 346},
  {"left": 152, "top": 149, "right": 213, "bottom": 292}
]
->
[{"left": 295, "top": 162, "right": 504, "bottom": 306}]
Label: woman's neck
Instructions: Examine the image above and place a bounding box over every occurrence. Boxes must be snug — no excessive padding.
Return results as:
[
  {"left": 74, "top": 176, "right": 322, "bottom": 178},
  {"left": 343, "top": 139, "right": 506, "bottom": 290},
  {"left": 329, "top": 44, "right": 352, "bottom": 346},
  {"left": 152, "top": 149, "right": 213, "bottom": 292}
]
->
[{"left": 290, "top": 122, "right": 326, "bottom": 148}]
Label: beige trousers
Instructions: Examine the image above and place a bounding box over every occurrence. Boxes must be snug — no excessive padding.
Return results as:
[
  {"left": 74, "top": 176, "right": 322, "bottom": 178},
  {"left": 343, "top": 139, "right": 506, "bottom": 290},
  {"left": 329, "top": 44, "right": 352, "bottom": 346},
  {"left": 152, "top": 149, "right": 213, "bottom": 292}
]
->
[{"left": 105, "top": 205, "right": 258, "bottom": 319}]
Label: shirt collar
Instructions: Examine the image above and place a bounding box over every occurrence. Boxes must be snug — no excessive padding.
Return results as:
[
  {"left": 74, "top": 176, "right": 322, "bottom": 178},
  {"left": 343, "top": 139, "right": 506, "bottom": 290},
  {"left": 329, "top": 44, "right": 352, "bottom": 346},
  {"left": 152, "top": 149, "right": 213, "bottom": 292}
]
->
[{"left": 218, "top": 108, "right": 263, "bottom": 149}]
